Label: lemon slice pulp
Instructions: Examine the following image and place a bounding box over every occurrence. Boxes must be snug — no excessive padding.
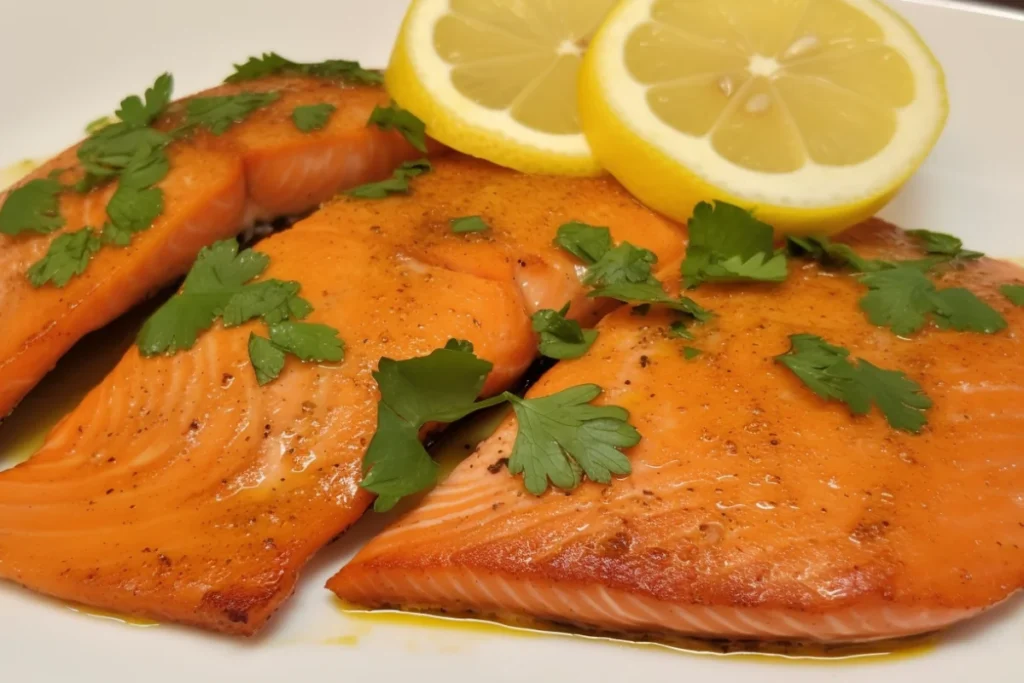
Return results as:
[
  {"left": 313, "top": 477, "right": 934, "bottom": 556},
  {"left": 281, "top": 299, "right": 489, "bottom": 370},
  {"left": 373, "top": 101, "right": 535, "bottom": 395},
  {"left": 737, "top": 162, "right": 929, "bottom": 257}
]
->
[
  {"left": 388, "top": 0, "right": 618, "bottom": 176},
  {"left": 580, "top": 0, "right": 948, "bottom": 233}
]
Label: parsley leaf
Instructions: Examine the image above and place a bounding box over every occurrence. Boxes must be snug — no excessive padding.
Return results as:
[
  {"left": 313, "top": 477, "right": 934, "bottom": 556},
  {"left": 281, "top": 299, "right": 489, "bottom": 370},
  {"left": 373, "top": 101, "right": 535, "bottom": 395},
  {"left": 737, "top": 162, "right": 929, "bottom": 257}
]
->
[
  {"left": 115, "top": 73, "right": 173, "bottom": 128},
  {"left": 76, "top": 126, "right": 172, "bottom": 189},
  {"left": 683, "top": 201, "right": 787, "bottom": 288},
  {"left": 1001, "top": 284, "right": 1024, "bottom": 306},
  {"left": 907, "top": 229, "right": 983, "bottom": 261},
  {"left": 185, "top": 92, "right": 280, "bottom": 135},
  {"left": 583, "top": 242, "right": 657, "bottom": 287},
  {"left": 225, "top": 53, "right": 383, "bottom": 86},
  {"left": 786, "top": 235, "right": 893, "bottom": 273},
  {"left": 0, "top": 176, "right": 65, "bottom": 235},
  {"left": 102, "top": 185, "right": 164, "bottom": 244},
  {"left": 589, "top": 281, "right": 713, "bottom": 321},
  {"left": 267, "top": 321, "right": 344, "bottom": 362},
  {"left": 222, "top": 279, "right": 312, "bottom": 327},
  {"left": 248, "top": 333, "right": 286, "bottom": 386},
  {"left": 506, "top": 385, "right": 640, "bottom": 495},
  {"left": 368, "top": 103, "right": 428, "bottom": 153},
  {"left": 450, "top": 216, "right": 489, "bottom": 234},
  {"left": 532, "top": 304, "right": 598, "bottom": 360},
  {"left": 346, "top": 159, "right": 431, "bottom": 198},
  {"left": 682, "top": 346, "right": 702, "bottom": 360},
  {"left": 554, "top": 221, "right": 612, "bottom": 264},
  {"left": 137, "top": 240, "right": 269, "bottom": 355},
  {"left": 859, "top": 266, "right": 1006, "bottom": 336},
  {"left": 776, "top": 334, "right": 932, "bottom": 433},
  {"left": 669, "top": 320, "right": 694, "bottom": 340},
  {"left": 292, "top": 103, "right": 336, "bottom": 132},
  {"left": 27, "top": 228, "right": 102, "bottom": 287},
  {"left": 361, "top": 341, "right": 506, "bottom": 511}
]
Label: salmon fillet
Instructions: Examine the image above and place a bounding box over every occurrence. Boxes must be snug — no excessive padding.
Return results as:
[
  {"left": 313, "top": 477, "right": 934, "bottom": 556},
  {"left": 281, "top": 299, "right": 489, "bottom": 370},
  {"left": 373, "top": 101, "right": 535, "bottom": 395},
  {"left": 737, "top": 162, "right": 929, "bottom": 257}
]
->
[
  {"left": 0, "top": 157, "right": 684, "bottom": 634},
  {"left": 329, "top": 220, "right": 1024, "bottom": 643},
  {"left": 0, "top": 74, "right": 428, "bottom": 418}
]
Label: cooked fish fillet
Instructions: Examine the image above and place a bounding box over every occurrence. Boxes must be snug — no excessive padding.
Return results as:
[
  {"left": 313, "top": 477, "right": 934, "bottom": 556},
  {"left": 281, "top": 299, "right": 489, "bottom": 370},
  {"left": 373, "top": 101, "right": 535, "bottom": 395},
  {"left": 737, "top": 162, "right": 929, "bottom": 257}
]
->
[
  {"left": 0, "top": 157, "right": 684, "bottom": 634},
  {"left": 329, "top": 220, "right": 1024, "bottom": 643},
  {"left": 0, "top": 75, "right": 428, "bottom": 418}
]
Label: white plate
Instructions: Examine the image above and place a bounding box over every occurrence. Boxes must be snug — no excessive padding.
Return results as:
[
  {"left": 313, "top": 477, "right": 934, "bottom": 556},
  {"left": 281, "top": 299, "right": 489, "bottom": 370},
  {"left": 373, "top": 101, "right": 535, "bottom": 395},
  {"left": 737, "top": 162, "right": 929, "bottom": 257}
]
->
[{"left": 1, "top": 1, "right": 1023, "bottom": 681}]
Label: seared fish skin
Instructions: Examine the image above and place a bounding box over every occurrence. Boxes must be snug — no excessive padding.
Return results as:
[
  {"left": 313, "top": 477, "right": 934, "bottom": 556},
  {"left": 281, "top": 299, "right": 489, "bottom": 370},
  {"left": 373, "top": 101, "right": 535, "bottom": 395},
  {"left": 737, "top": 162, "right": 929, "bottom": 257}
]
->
[
  {"left": 0, "top": 157, "right": 684, "bottom": 634},
  {"left": 0, "top": 75, "right": 428, "bottom": 418},
  {"left": 329, "top": 221, "right": 1024, "bottom": 643}
]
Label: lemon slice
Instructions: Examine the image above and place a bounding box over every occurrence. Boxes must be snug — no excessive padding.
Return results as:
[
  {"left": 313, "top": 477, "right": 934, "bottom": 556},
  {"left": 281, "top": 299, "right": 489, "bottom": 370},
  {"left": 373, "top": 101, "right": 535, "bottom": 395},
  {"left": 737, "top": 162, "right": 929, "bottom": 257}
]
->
[
  {"left": 580, "top": 0, "right": 948, "bottom": 234},
  {"left": 387, "top": 0, "right": 618, "bottom": 176}
]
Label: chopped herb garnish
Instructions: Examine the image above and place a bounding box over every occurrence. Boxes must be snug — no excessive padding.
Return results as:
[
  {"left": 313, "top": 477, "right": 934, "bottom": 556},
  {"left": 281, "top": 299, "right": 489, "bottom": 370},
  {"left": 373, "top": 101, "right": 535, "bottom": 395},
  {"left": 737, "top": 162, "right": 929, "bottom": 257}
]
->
[
  {"left": 226, "top": 52, "right": 383, "bottom": 86},
  {"left": 450, "top": 216, "right": 489, "bottom": 234},
  {"left": 1000, "top": 284, "right": 1024, "bottom": 306},
  {"left": 185, "top": 92, "right": 280, "bottom": 135},
  {"left": 506, "top": 384, "right": 640, "bottom": 496},
  {"left": 0, "top": 176, "right": 65, "bottom": 236},
  {"left": 669, "top": 320, "right": 694, "bottom": 340},
  {"left": 907, "top": 229, "right": 983, "bottom": 261},
  {"left": 137, "top": 240, "right": 342, "bottom": 385},
  {"left": 346, "top": 159, "right": 431, "bottom": 199},
  {"left": 102, "top": 185, "right": 164, "bottom": 244},
  {"left": 682, "top": 346, "right": 702, "bottom": 360},
  {"left": 360, "top": 339, "right": 507, "bottom": 511},
  {"left": 583, "top": 242, "right": 658, "bottom": 288},
  {"left": 683, "top": 201, "right": 787, "bottom": 288},
  {"left": 368, "top": 103, "right": 427, "bottom": 153},
  {"left": 292, "top": 103, "right": 336, "bottom": 132},
  {"left": 554, "top": 221, "right": 612, "bottom": 264},
  {"left": 859, "top": 266, "right": 1006, "bottom": 336},
  {"left": 777, "top": 334, "right": 932, "bottom": 432},
  {"left": 137, "top": 240, "right": 270, "bottom": 355},
  {"left": 115, "top": 73, "right": 174, "bottom": 128},
  {"left": 532, "top": 304, "right": 598, "bottom": 360},
  {"left": 590, "top": 281, "right": 713, "bottom": 321},
  {"left": 27, "top": 228, "right": 102, "bottom": 287},
  {"left": 267, "top": 321, "right": 344, "bottom": 362},
  {"left": 84, "top": 115, "right": 116, "bottom": 135},
  {"left": 786, "top": 235, "right": 893, "bottom": 273},
  {"left": 248, "top": 334, "right": 286, "bottom": 386}
]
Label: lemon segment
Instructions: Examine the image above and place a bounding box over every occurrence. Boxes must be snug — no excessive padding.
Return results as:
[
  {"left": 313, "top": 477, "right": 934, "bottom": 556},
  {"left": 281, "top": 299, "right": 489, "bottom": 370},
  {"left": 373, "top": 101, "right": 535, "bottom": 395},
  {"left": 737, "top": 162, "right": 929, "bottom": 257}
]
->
[
  {"left": 387, "top": 0, "right": 618, "bottom": 176},
  {"left": 579, "top": 0, "right": 948, "bottom": 234}
]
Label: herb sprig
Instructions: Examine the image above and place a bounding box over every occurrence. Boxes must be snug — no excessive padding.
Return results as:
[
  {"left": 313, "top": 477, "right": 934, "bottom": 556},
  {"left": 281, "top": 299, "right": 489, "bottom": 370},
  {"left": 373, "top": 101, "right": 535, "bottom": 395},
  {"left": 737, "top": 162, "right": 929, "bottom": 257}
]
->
[
  {"left": 683, "top": 201, "right": 787, "bottom": 288},
  {"left": 226, "top": 52, "right": 383, "bottom": 86}
]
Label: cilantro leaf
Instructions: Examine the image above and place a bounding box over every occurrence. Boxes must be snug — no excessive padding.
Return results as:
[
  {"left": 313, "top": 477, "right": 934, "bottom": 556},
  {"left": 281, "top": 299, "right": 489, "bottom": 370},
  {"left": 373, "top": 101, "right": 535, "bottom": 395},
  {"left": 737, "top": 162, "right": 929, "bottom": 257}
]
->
[
  {"left": 115, "top": 73, "right": 173, "bottom": 128},
  {"left": 669, "top": 320, "right": 694, "bottom": 340},
  {"left": 346, "top": 159, "right": 431, "bottom": 199},
  {"left": 104, "top": 185, "right": 163, "bottom": 238},
  {"left": 506, "top": 385, "right": 640, "bottom": 495},
  {"left": 368, "top": 104, "right": 428, "bottom": 153},
  {"left": 225, "top": 53, "right": 383, "bottom": 85},
  {"left": 554, "top": 221, "right": 612, "bottom": 264},
  {"left": 450, "top": 216, "right": 489, "bottom": 234},
  {"left": 787, "top": 235, "right": 893, "bottom": 273},
  {"left": 0, "top": 177, "right": 65, "bottom": 235},
  {"left": 361, "top": 342, "right": 506, "bottom": 511},
  {"left": 859, "top": 266, "right": 1005, "bottom": 336},
  {"left": 77, "top": 125, "right": 172, "bottom": 188},
  {"left": 930, "top": 287, "right": 1008, "bottom": 333},
  {"left": 292, "top": 103, "right": 336, "bottom": 132},
  {"left": 583, "top": 242, "right": 657, "bottom": 287},
  {"left": 907, "top": 229, "right": 983, "bottom": 261},
  {"left": 532, "top": 304, "right": 598, "bottom": 360},
  {"left": 589, "top": 281, "right": 713, "bottom": 321},
  {"left": 27, "top": 228, "right": 102, "bottom": 287},
  {"left": 1001, "top": 284, "right": 1024, "bottom": 306},
  {"left": 117, "top": 146, "right": 170, "bottom": 189},
  {"left": 185, "top": 92, "right": 280, "bottom": 135},
  {"left": 137, "top": 240, "right": 269, "bottom": 355},
  {"left": 776, "top": 334, "right": 932, "bottom": 433},
  {"left": 682, "top": 346, "right": 702, "bottom": 360},
  {"left": 267, "top": 321, "right": 344, "bottom": 362},
  {"left": 248, "top": 333, "right": 286, "bottom": 386},
  {"left": 683, "top": 201, "right": 787, "bottom": 287},
  {"left": 222, "top": 279, "right": 312, "bottom": 327}
]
